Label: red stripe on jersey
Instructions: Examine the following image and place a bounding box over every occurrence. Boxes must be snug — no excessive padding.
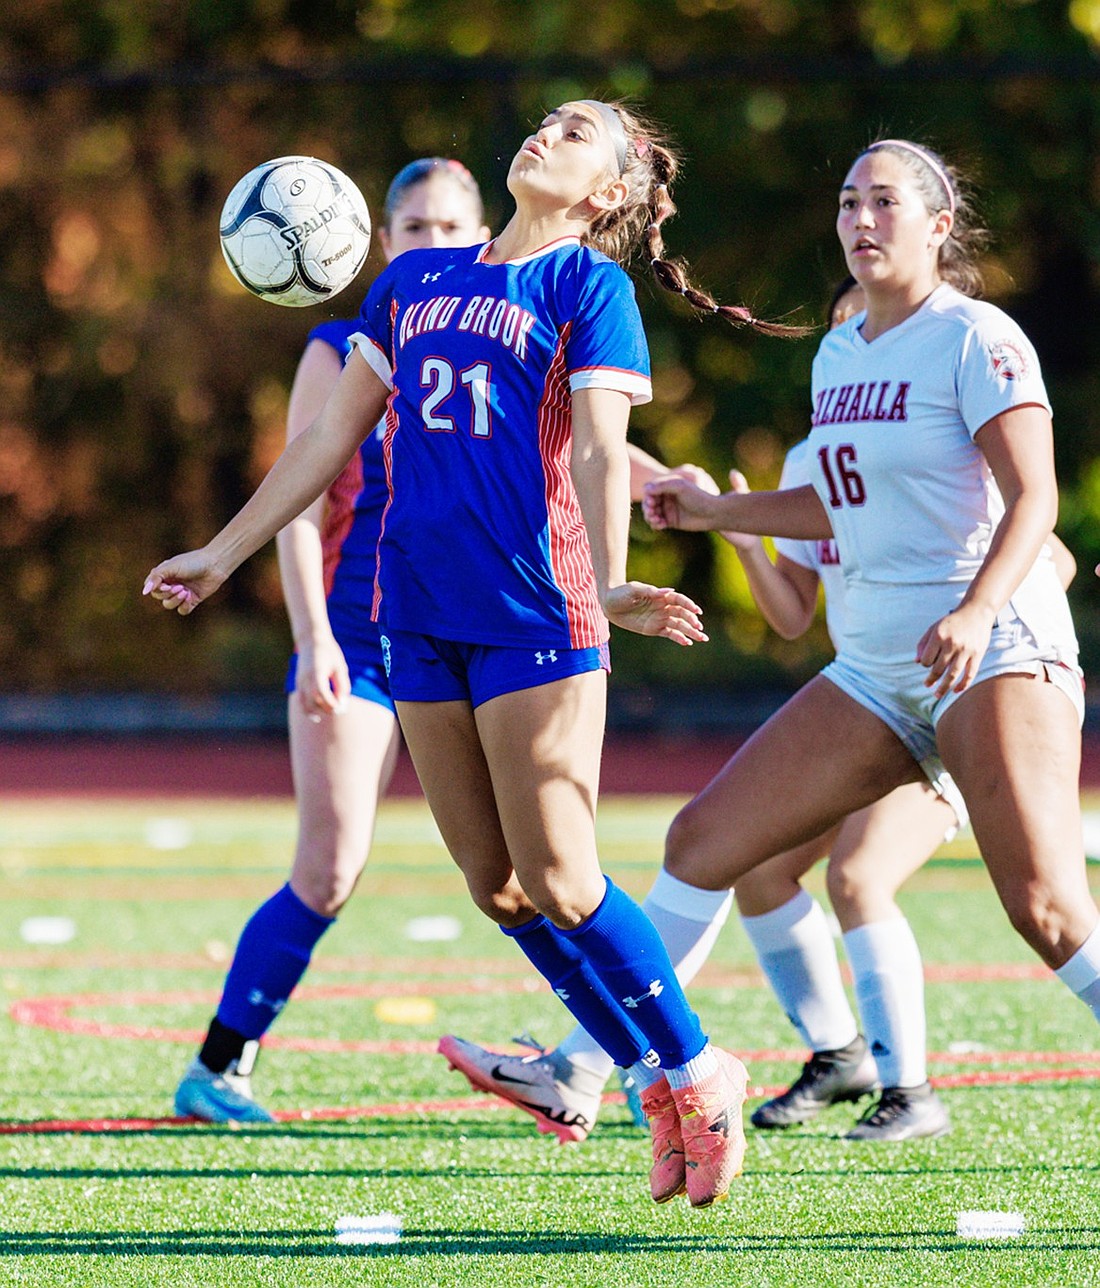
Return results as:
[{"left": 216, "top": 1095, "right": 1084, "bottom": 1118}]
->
[
  {"left": 321, "top": 451, "right": 366, "bottom": 596},
  {"left": 371, "top": 298, "right": 402, "bottom": 623},
  {"left": 538, "top": 323, "right": 608, "bottom": 648},
  {"left": 371, "top": 395, "right": 401, "bottom": 623}
]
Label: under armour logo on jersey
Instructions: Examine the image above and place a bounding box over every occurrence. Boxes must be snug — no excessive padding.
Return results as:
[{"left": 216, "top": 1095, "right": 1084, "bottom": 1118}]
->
[
  {"left": 421, "top": 271, "right": 443, "bottom": 283},
  {"left": 623, "top": 979, "right": 664, "bottom": 1008},
  {"left": 554, "top": 986, "right": 571, "bottom": 1002},
  {"left": 535, "top": 650, "right": 558, "bottom": 665}
]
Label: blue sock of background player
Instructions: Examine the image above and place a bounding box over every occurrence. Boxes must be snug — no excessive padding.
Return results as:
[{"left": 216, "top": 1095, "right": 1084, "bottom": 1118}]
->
[{"left": 174, "top": 157, "right": 491, "bottom": 1123}]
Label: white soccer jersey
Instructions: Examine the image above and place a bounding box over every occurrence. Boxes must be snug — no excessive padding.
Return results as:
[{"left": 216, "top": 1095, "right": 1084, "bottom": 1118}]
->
[{"left": 806, "top": 283, "right": 1078, "bottom": 668}]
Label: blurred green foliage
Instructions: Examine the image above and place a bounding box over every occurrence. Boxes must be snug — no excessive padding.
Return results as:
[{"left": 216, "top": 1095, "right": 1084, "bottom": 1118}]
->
[{"left": 2, "top": 0, "right": 1100, "bottom": 696}]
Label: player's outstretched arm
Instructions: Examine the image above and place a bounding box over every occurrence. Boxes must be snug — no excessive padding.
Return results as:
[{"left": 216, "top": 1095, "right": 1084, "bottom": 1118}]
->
[
  {"left": 643, "top": 476, "right": 831, "bottom": 540},
  {"left": 144, "top": 351, "right": 389, "bottom": 616}
]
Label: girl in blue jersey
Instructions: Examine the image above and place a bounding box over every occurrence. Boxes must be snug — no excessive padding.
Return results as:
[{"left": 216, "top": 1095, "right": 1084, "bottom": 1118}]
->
[
  {"left": 173, "top": 159, "right": 490, "bottom": 1125},
  {"left": 146, "top": 99, "right": 803, "bottom": 1207},
  {"left": 643, "top": 140, "right": 1100, "bottom": 1133}
]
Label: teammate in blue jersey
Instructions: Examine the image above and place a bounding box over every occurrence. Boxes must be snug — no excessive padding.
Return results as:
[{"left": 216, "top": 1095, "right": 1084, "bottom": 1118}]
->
[
  {"left": 146, "top": 99, "right": 804, "bottom": 1208},
  {"left": 642, "top": 139, "right": 1100, "bottom": 1120},
  {"left": 173, "top": 158, "right": 491, "bottom": 1124}
]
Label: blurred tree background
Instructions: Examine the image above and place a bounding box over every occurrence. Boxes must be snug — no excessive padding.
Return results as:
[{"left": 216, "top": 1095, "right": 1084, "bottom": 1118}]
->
[{"left": 3, "top": 0, "right": 1100, "bottom": 714}]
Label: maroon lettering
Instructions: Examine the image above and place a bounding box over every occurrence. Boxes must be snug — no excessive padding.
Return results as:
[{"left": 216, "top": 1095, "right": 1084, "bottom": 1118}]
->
[{"left": 887, "top": 381, "right": 910, "bottom": 421}]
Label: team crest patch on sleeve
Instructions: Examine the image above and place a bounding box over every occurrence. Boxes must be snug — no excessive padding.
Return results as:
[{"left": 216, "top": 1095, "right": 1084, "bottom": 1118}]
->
[{"left": 989, "top": 339, "right": 1029, "bottom": 381}]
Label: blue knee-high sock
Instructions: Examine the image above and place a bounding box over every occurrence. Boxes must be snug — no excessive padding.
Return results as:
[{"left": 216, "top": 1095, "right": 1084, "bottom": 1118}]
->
[
  {"left": 216, "top": 883, "right": 334, "bottom": 1039},
  {"left": 561, "top": 877, "right": 707, "bottom": 1067},
  {"left": 504, "top": 915, "right": 650, "bottom": 1068}
]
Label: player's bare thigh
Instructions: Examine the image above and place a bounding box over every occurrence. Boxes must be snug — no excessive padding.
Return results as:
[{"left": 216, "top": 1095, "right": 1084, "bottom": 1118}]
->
[
  {"left": 825, "top": 780, "right": 957, "bottom": 929},
  {"left": 665, "top": 674, "right": 925, "bottom": 892},
  {"left": 287, "top": 694, "right": 401, "bottom": 914},
  {"left": 936, "top": 671, "right": 1095, "bottom": 967},
  {"left": 396, "top": 697, "right": 533, "bottom": 926},
  {"left": 473, "top": 669, "right": 608, "bottom": 928},
  {"left": 734, "top": 830, "right": 838, "bottom": 917}
]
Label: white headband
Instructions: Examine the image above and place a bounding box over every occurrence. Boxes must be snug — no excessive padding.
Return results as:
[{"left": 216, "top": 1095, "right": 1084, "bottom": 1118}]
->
[
  {"left": 868, "top": 139, "right": 956, "bottom": 217},
  {"left": 575, "top": 100, "right": 628, "bottom": 175}
]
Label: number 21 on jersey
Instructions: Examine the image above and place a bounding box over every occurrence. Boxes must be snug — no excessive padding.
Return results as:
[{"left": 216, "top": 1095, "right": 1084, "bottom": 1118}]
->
[{"left": 420, "top": 357, "right": 493, "bottom": 439}]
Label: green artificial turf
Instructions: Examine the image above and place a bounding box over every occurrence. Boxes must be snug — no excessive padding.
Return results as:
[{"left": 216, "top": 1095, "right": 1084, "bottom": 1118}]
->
[{"left": 2, "top": 797, "right": 1098, "bottom": 1287}]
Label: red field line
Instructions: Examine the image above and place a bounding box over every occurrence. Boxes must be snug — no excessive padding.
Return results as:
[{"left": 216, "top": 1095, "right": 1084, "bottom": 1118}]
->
[
  {"left": 5, "top": 1056, "right": 1098, "bottom": 1137},
  {"left": 10, "top": 982, "right": 533, "bottom": 1052},
  {"left": 0, "top": 1096, "right": 507, "bottom": 1135}
]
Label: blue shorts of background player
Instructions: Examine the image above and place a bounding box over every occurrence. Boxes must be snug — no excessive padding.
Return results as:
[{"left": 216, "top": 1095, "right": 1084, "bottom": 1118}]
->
[{"left": 287, "top": 640, "right": 395, "bottom": 713}]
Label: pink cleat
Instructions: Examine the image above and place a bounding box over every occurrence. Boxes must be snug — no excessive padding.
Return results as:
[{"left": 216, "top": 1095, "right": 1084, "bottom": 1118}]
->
[
  {"left": 640, "top": 1075, "right": 686, "bottom": 1203},
  {"left": 672, "top": 1048, "right": 749, "bottom": 1208}
]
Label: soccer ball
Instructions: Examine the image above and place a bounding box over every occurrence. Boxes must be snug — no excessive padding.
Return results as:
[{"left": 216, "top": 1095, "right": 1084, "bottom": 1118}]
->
[{"left": 219, "top": 156, "right": 372, "bottom": 307}]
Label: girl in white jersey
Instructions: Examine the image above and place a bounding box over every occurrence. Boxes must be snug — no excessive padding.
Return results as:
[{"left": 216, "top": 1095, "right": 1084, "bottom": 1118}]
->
[
  {"left": 643, "top": 139, "right": 1100, "bottom": 1136},
  {"left": 443, "top": 278, "right": 1071, "bottom": 1145}
]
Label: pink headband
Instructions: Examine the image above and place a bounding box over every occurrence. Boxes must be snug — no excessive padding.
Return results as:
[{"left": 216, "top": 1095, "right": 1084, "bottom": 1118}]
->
[{"left": 868, "top": 139, "right": 956, "bottom": 217}]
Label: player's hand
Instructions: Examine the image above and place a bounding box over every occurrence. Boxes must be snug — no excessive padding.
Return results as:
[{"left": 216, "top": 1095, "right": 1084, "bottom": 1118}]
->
[
  {"left": 142, "top": 548, "right": 227, "bottom": 616},
  {"left": 603, "top": 582, "right": 708, "bottom": 647},
  {"left": 671, "top": 463, "right": 722, "bottom": 496},
  {"left": 295, "top": 634, "right": 351, "bottom": 719},
  {"left": 720, "top": 469, "right": 761, "bottom": 552},
  {"left": 642, "top": 474, "right": 723, "bottom": 532},
  {"left": 916, "top": 602, "right": 995, "bottom": 698}
]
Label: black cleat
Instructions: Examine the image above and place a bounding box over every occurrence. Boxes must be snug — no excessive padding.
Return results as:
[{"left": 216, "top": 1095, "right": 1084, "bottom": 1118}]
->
[
  {"left": 751, "top": 1035, "right": 879, "bottom": 1129},
  {"left": 844, "top": 1082, "right": 950, "bottom": 1142}
]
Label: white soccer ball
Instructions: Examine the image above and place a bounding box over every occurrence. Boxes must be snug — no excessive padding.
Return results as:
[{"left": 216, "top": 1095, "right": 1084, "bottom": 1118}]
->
[{"left": 219, "top": 156, "right": 372, "bottom": 307}]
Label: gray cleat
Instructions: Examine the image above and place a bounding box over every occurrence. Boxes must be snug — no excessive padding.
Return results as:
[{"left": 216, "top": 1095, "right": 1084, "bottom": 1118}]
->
[
  {"left": 752, "top": 1034, "right": 879, "bottom": 1129},
  {"left": 845, "top": 1082, "right": 950, "bottom": 1142}
]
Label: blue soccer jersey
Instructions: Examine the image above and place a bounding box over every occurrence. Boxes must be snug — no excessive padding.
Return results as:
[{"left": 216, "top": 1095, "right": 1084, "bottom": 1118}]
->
[
  {"left": 350, "top": 236, "right": 652, "bottom": 649},
  {"left": 302, "top": 318, "right": 388, "bottom": 649}
]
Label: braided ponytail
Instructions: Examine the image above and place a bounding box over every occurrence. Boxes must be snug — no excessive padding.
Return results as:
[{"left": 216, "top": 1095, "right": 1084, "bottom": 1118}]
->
[{"left": 584, "top": 103, "right": 810, "bottom": 339}]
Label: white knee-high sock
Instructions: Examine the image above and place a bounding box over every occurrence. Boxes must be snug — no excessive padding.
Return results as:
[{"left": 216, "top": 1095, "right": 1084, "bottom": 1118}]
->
[
  {"left": 843, "top": 917, "right": 927, "bottom": 1089},
  {"left": 1054, "top": 920, "right": 1100, "bottom": 1022},
  {"left": 741, "top": 887, "right": 858, "bottom": 1052},
  {"left": 556, "top": 870, "right": 733, "bottom": 1079}
]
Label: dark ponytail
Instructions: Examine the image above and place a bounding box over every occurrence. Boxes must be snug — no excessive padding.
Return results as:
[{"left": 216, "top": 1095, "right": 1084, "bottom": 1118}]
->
[{"left": 585, "top": 103, "right": 811, "bottom": 339}]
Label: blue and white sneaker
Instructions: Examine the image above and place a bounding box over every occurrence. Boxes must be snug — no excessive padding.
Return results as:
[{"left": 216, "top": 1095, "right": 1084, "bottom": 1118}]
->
[
  {"left": 174, "top": 1045, "right": 274, "bottom": 1124},
  {"left": 617, "top": 1068, "right": 648, "bottom": 1129}
]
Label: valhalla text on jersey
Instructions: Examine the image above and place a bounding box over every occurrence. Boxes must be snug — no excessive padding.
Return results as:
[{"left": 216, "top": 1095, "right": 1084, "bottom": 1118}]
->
[{"left": 812, "top": 381, "right": 910, "bottom": 426}]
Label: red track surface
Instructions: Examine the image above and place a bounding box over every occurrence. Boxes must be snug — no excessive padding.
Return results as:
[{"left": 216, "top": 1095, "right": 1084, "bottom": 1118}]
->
[
  {"left": 2, "top": 730, "right": 1099, "bottom": 798},
  {"left": 0, "top": 734, "right": 758, "bottom": 797}
]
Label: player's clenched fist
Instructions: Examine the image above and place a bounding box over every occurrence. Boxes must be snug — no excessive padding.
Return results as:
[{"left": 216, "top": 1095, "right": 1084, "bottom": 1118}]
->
[
  {"left": 143, "top": 548, "right": 228, "bottom": 615},
  {"left": 642, "top": 474, "right": 724, "bottom": 532}
]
